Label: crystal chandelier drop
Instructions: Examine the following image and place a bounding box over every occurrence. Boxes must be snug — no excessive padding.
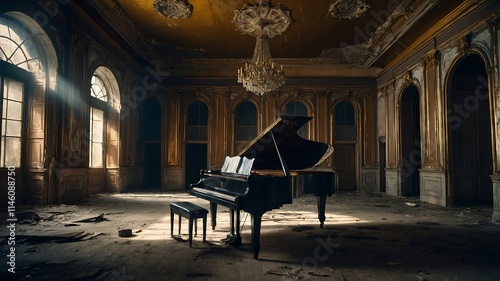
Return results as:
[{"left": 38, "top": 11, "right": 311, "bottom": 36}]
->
[
  {"left": 233, "top": 0, "right": 291, "bottom": 95},
  {"left": 237, "top": 36, "right": 286, "bottom": 96}
]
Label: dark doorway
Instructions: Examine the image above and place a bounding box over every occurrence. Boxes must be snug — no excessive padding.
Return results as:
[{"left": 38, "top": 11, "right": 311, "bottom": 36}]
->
[
  {"left": 334, "top": 144, "right": 356, "bottom": 191},
  {"left": 185, "top": 143, "right": 208, "bottom": 189},
  {"left": 449, "top": 54, "right": 492, "bottom": 205},
  {"left": 142, "top": 99, "right": 161, "bottom": 189},
  {"left": 144, "top": 143, "right": 161, "bottom": 188},
  {"left": 185, "top": 101, "right": 209, "bottom": 189},
  {"left": 400, "top": 86, "right": 421, "bottom": 196},
  {"left": 334, "top": 101, "right": 357, "bottom": 191}
]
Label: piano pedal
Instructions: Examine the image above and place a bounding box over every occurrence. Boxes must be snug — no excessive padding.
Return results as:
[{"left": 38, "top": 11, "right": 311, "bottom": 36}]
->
[{"left": 221, "top": 234, "right": 242, "bottom": 247}]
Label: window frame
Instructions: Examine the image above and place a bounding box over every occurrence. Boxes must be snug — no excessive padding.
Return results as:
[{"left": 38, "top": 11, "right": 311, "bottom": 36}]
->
[{"left": 88, "top": 73, "right": 110, "bottom": 168}]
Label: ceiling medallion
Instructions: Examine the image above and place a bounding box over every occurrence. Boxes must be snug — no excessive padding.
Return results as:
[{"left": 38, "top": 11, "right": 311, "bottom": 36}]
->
[
  {"left": 234, "top": 0, "right": 291, "bottom": 96},
  {"left": 329, "top": 0, "right": 370, "bottom": 20},
  {"left": 233, "top": 0, "right": 292, "bottom": 38},
  {"left": 153, "top": 0, "right": 193, "bottom": 19}
]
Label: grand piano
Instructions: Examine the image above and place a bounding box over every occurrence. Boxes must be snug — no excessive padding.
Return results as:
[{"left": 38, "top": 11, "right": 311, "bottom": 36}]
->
[{"left": 190, "top": 115, "right": 336, "bottom": 259}]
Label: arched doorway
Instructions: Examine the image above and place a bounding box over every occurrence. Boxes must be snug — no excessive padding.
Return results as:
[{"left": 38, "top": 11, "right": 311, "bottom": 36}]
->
[
  {"left": 185, "top": 101, "right": 208, "bottom": 189},
  {"left": 400, "top": 85, "right": 421, "bottom": 197},
  {"left": 234, "top": 100, "right": 257, "bottom": 154},
  {"left": 285, "top": 100, "right": 308, "bottom": 138},
  {"left": 333, "top": 101, "right": 357, "bottom": 191},
  {"left": 448, "top": 54, "right": 492, "bottom": 205},
  {"left": 141, "top": 99, "right": 161, "bottom": 189}
]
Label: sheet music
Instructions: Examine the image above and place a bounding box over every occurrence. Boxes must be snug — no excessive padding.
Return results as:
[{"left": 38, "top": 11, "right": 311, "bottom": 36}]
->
[
  {"left": 221, "top": 156, "right": 231, "bottom": 172},
  {"left": 237, "top": 156, "right": 254, "bottom": 176},
  {"left": 222, "top": 156, "right": 241, "bottom": 174},
  {"left": 221, "top": 155, "right": 254, "bottom": 175}
]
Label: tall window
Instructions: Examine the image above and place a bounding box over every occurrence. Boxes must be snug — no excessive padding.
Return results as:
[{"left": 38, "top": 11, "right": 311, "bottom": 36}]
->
[
  {"left": 234, "top": 101, "right": 257, "bottom": 152},
  {"left": 334, "top": 101, "right": 356, "bottom": 141},
  {"left": 0, "top": 17, "right": 42, "bottom": 168},
  {"left": 285, "top": 101, "right": 308, "bottom": 138},
  {"left": 1, "top": 78, "right": 24, "bottom": 167},
  {"left": 89, "top": 74, "right": 108, "bottom": 167}
]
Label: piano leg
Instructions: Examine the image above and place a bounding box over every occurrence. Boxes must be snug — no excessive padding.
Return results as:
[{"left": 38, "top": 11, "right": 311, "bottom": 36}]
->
[
  {"left": 227, "top": 209, "right": 242, "bottom": 246},
  {"left": 230, "top": 209, "right": 235, "bottom": 234},
  {"left": 251, "top": 212, "right": 263, "bottom": 260},
  {"left": 210, "top": 202, "right": 217, "bottom": 230},
  {"left": 316, "top": 195, "right": 327, "bottom": 228}
]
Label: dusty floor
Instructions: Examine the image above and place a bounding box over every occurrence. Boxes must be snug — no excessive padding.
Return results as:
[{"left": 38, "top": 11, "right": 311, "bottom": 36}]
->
[{"left": 1, "top": 191, "right": 500, "bottom": 281}]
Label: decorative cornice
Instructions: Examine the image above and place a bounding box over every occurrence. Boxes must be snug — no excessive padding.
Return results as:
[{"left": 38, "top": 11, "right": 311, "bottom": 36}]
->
[
  {"left": 109, "top": 0, "right": 155, "bottom": 54},
  {"left": 328, "top": 0, "right": 370, "bottom": 20}
]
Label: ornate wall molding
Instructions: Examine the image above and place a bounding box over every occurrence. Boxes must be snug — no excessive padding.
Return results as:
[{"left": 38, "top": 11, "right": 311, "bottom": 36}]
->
[
  {"left": 458, "top": 33, "right": 472, "bottom": 56},
  {"left": 424, "top": 49, "right": 441, "bottom": 68},
  {"left": 71, "top": 31, "right": 89, "bottom": 52}
]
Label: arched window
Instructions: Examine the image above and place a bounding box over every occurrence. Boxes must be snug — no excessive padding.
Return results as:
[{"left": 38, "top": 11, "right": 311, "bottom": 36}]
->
[
  {"left": 0, "top": 17, "right": 42, "bottom": 73},
  {"left": 334, "top": 101, "right": 356, "bottom": 141},
  {"left": 90, "top": 75, "right": 108, "bottom": 102},
  {"left": 185, "top": 101, "right": 209, "bottom": 189},
  {"left": 89, "top": 67, "right": 120, "bottom": 168},
  {"left": 234, "top": 101, "right": 257, "bottom": 152},
  {"left": 186, "top": 101, "right": 208, "bottom": 141},
  {"left": 0, "top": 17, "right": 43, "bottom": 168},
  {"left": 285, "top": 101, "right": 308, "bottom": 138}
]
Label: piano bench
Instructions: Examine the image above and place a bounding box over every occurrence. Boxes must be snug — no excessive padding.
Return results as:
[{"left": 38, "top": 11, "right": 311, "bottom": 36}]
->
[{"left": 169, "top": 202, "right": 208, "bottom": 247}]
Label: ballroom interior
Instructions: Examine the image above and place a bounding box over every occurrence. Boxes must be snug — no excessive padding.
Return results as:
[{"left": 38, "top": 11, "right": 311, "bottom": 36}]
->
[
  {"left": 1, "top": 0, "right": 500, "bottom": 220},
  {"left": 3, "top": 0, "right": 500, "bottom": 280}
]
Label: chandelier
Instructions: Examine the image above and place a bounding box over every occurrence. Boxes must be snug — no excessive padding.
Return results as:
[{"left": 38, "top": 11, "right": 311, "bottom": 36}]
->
[
  {"left": 237, "top": 36, "right": 285, "bottom": 96},
  {"left": 233, "top": 0, "right": 291, "bottom": 95}
]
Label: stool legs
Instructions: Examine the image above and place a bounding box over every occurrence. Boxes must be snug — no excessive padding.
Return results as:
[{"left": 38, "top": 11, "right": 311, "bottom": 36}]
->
[
  {"left": 170, "top": 208, "right": 174, "bottom": 237},
  {"left": 169, "top": 205, "right": 207, "bottom": 247}
]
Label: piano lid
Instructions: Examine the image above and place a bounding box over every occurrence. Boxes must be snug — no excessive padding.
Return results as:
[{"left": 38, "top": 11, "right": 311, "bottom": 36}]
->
[{"left": 238, "top": 115, "right": 334, "bottom": 171}]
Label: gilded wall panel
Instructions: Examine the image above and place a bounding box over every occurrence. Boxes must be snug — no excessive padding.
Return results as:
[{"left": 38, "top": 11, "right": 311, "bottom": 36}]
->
[
  {"left": 167, "top": 93, "right": 180, "bottom": 165},
  {"left": 385, "top": 85, "right": 396, "bottom": 168},
  {"left": 424, "top": 50, "right": 441, "bottom": 167},
  {"left": 377, "top": 91, "right": 386, "bottom": 138},
  {"left": 363, "top": 91, "right": 377, "bottom": 166},
  {"left": 214, "top": 89, "right": 229, "bottom": 166}
]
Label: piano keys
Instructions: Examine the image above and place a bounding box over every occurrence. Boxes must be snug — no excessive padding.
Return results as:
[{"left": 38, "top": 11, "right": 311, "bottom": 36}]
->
[{"left": 190, "top": 115, "right": 336, "bottom": 259}]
